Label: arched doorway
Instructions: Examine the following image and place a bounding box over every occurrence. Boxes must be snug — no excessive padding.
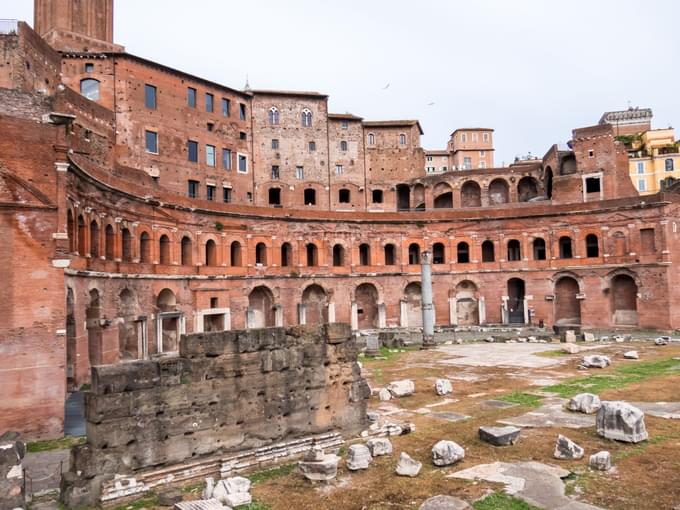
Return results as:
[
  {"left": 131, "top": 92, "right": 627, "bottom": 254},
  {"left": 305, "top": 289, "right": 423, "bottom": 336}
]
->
[
  {"left": 181, "top": 236, "right": 192, "bottom": 265},
  {"left": 488, "top": 178, "right": 509, "bottom": 204},
  {"left": 302, "top": 284, "right": 328, "bottom": 325},
  {"left": 456, "top": 280, "right": 478, "bottom": 325},
  {"left": 404, "top": 282, "right": 422, "bottom": 328},
  {"left": 86, "top": 289, "right": 102, "bottom": 366},
  {"left": 157, "top": 288, "right": 180, "bottom": 353},
  {"left": 433, "top": 182, "right": 453, "bottom": 208},
  {"left": 119, "top": 288, "right": 142, "bottom": 360},
  {"left": 396, "top": 184, "right": 410, "bottom": 211},
  {"left": 248, "top": 286, "right": 275, "bottom": 328},
  {"left": 507, "top": 278, "right": 525, "bottom": 324},
  {"left": 611, "top": 274, "right": 638, "bottom": 325},
  {"left": 89, "top": 220, "right": 99, "bottom": 258},
  {"left": 159, "top": 235, "right": 170, "bottom": 264},
  {"left": 356, "top": 283, "right": 379, "bottom": 329},
  {"left": 461, "top": 181, "right": 481, "bottom": 207},
  {"left": 518, "top": 176, "right": 539, "bottom": 202},
  {"left": 554, "top": 276, "right": 581, "bottom": 326}
]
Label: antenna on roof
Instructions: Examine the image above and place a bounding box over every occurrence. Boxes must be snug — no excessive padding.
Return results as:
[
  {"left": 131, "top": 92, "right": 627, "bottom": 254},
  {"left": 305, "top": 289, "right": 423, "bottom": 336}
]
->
[
  {"left": 627, "top": 100, "right": 632, "bottom": 110},
  {"left": 244, "top": 74, "right": 251, "bottom": 93}
]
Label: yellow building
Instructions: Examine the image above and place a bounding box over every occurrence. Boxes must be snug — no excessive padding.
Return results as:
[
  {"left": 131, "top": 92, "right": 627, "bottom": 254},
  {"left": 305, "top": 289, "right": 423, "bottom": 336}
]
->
[{"left": 625, "top": 128, "right": 680, "bottom": 194}]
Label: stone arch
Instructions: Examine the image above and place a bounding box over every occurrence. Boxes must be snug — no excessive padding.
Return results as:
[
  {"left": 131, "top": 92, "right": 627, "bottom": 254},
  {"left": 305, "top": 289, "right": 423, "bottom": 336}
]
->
[
  {"left": 181, "top": 235, "right": 193, "bottom": 265},
  {"left": 156, "top": 288, "right": 179, "bottom": 353},
  {"left": 404, "top": 282, "right": 422, "bottom": 328},
  {"left": 461, "top": 180, "right": 481, "bottom": 207},
  {"left": 89, "top": 219, "right": 100, "bottom": 257},
  {"left": 205, "top": 239, "right": 218, "bottom": 266},
  {"left": 332, "top": 243, "right": 345, "bottom": 266},
  {"left": 554, "top": 275, "right": 581, "bottom": 326},
  {"left": 280, "top": 242, "right": 293, "bottom": 267},
  {"left": 139, "top": 231, "right": 151, "bottom": 263},
  {"left": 159, "top": 234, "right": 171, "bottom": 264},
  {"left": 248, "top": 286, "right": 275, "bottom": 328},
  {"left": 230, "top": 240, "right": 242, "bottom": 266},
  {"left": 121, "top": 227, "right": 132, "bottom": 262},
  {"left": 610, "top": 273, "right": 638, "bottom": 325},
  {"left": 105, "top": 224, "right": 115, "bottom": 260},
  {"left": 302, "top": 284, "right": 328, "bottom": 325},
  {"left": 413, "top": 183, "right": 425, "bottom": 210},
  {"left": 455, "top": 280, "right": 479, "bottom": 325},
  {"left": 488, "top": 178, "right": 509, "bottom": 204},
  {"left": 157, "top": 288, "right": 177, "bottom": 310},
  {"left": 433, "top": 182, "right": 453, "bottom": 208},
  {"left": 560, "top": 154, "right": 577, "bottom": 175},
  {"left": 355, "top": 283, "right": 379, "bottom": 330},
  {"left": 518, "top": 176, "right": 539, "bottom": 202}
]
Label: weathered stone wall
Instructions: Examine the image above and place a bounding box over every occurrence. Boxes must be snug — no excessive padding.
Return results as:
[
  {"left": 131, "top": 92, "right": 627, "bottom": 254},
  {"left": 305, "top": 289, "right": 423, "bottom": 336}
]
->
[
  {"left": 61, "top": 323, "right": 368, "bottom": 507},
  {"left": 0, "top": 432, "right": 25, "bottom": 510}
]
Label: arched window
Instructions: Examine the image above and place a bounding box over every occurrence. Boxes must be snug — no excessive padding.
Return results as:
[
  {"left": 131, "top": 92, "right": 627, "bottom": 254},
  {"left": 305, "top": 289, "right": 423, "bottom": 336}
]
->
[
  {"left": 80, "top": 78, "right": 100, "bottom": 101},
  {"left": 533, "top": 238, "right": 546, "bottom": 260},
  {"left": 332, "top": 244, "right": 344, "bottom": 266},
  {"left": 301, "top": 108, "right": 312, "bottom": 127},
  {"left": 457, "top": 242, "right": 470, "bottom": 263},
  {"left": 384, "top": 244, "right": 396, "bottom": 265},
  {"left": 105, "top": 224, "right": 114, "bottom": 260},
  {"left": 359, "top": 243, "right": 371, "bottom": 266},
  {"left": 507, "top": 239, "right": 521, "bottom": 261},
  {"left": 408, "top": 243, "right": 420, "bottom": 265},
  {"left": 432, "top": 242, "right": 445, "bottom": 264},
  {"left": 280, "top": 242, "right": 292, "bottom": 267},
  {"left": 122, "top": 228, "right": 132, "bottom": 262},
  {"left": 139, "top": 231, "right": 151, "bottom": 263},
  {"left": 340, "top": 140, "right": 348, "bottom": 151},
  {"left": 159, "top": 234, "right": 170, "bottom": 264},
  {"left": 205, "top": 239, "right": 217, "bottom": 266},
  {"left": 399, "top": 133, "right": 406, "bottom": 145},
  {"left": 481, "top": 240, "right": 495, "bottom": 262},
  {"left": 306, "top": 243, "right": 318, "bottom": 266},
  {"left": 368, "top": 133, "right": 375, "bottom": 145},
  {"left": 585, "top": 234, "right": 599, "bottom": 258},
  {"left": 77, "top": 215, "right": 86, "bottom": 254},
  {"left": 559, "top": 236, "right": 573, "bottom": 259},
  {"left": 268, "top": 106, "right": 279, "bottom": 125},
  {"left": 255, "top": 242, "right": 267, "bottom": 265},
  {"left": 181, "top": 236, "right": 192, "bottom": 265},
  {"left": 89, "top": 220, "right": 100, "bottom": 258},
  {"left": 67, "top": 210, "right": 75, "bottom": 252},
  {"left": 230, "top": 241, "right": 242, "bottom": 267},
  {"left": 304, "top": 188, "right": 316, "bottom": 205}
]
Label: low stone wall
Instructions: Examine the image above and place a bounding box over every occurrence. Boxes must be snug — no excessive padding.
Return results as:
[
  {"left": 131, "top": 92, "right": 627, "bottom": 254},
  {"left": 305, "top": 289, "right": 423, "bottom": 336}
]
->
[
  {"left": 0, "top": 432, "right": 25, "bottom": 510},
  {"left": 61, "top": 323, "right": 368, "bottom": 507}
]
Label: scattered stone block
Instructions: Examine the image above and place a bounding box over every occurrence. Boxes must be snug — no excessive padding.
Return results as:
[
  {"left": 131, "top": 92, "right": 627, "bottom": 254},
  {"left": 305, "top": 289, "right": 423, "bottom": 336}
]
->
[
  {"left": 554, "top": 434, "right": 584, "bottom": 459},
  {"left": 432, "top": 440, "right": 465, "bottom": 466},
  {"left": 299, "top": 448, "right": 341, "bottom": 481},
  {"left": 581, "top": 354, "right": 611, "bottom": 368},
  {"left": 485, "top": 336, "right": 495, "bottom": 343},
  {"left": 589, "top": 451, "right": 611, "bottom": 471},
  {"left": 582, "top": 332, "right": 595, "bottom": 342},
  {"left": 567, "top": 393, "right": 602, "bottom": 414},
  {"left": 346, "top": 444, "right": 372, "bottom": 470},
  {"left": 562, "top": 330, "right": 576, "bottom": 343},
  {"left": 174, "top": 500, "right": 226, "bottom": 510},
  {"left": 419, "top": 495, "right": 470, "bottom": 509},
  {"left": 562, "top": 343, "right": 580, "bottom": 354},
  {"left": 613, "top": 335, "right": 625, "bottom": 343},
  {"left": 367, "top": 411, "right": 380, "bottom": 422},
  {"left": 655, "top": 336, "right": 670, "bottom": 346},
  {"left": 366, "top": 438, "right": 392, "bottom": 457},
  {"left": 365, "top": 335, "right": 380, "bottom": 356},
  {"left": 434, "top": 378, "right": 453, "bottom": 396},
  {"left": 0, "top": 431, "right": 25, "bottom": 510},
  {"left": 396, "top": 452, "right": 422, "bottom": 477},
  {"left": 388, "top": 379, "right": 415, "bottom": 397},
  {"left": 378, "top": 388, "right": 392, "bottom": 401},
  {"left": 223, "top": 476, "right": 251, "bottom": 507},
  {"left": 623, "top": 351, "right": 639, "bottom": 359},
  {"left": 596, "top": 401, "right": 648, "bottom": 443},
  {"left": 478, "top": 426, "right": 521, "bottom": 446},
  {"left": 159, "top": 488, "right": 183, "bottom": 506}
]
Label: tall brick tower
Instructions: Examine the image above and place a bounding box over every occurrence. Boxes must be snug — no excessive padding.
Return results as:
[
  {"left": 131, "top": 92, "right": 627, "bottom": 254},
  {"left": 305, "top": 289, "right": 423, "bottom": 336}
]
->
[{"left": 34, "top": 0, "right": 123, "bottom": 52}]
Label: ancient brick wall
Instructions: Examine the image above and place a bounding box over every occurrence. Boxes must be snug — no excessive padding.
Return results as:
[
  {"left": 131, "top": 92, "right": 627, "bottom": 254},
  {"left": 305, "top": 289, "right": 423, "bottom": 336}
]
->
[{"left": 61, "top": 323, "right": 368, "bottom": 507}]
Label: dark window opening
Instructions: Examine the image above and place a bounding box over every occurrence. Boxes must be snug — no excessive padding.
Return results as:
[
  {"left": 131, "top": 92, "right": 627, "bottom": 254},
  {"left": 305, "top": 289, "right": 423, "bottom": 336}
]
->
[
  {"left": 206, "top": 185, "right": 215, "bottom": 201},
  {"left": 507, "top": 239, "right": 521, "bottom": 261},
  {"left": 223, "top": 188, "right": 232, "bottom": 203},
  {"left": 187, "top": 87, "right": 196, "bottom": 108},
  {"left": 585, "top": 177, "right": 601, "bottom": 194},
  {"left": 188, "top": 180, "right": 198, "bottom": 198},
  {"left": 533, "top": 238, "right": 546, "bottom": 260},
  {"left": 268, "top": 188, "right": 281, "bottom": 205},
  {"left": 221, "top": 98, "right": 230, "bottom": 117},
  {"left": 359, "top": 244, "right": 370, "bottom": 266},
  {"left": 585, "top": 234, "right": 599, "bottom": 257},
  {"left": 339, "top": 189, "right": 351, "bottom": 203},
  {"left": 332, "top": 244, "right": 344, "bottom": 266},
  {"left": 457, "top": 242, "right": 470, "bottom": 263},
  {"left": 372, "top": 190, "right": 384, "bottom": 203},
  {"left": 144, "top": 84, "right": 157, "bottom": 109},
  {"left": 280, "top": 243, "right": 292, "bottom": 267},
  {"left": 187, "top": 140, "right": 198, "bottom": 162},
  {"left": 481, "top": 240, "right": 495, "bottom": 262},
  {"left": 306, "top": 243, "right": 318, "bottom": 266},
  {"left": 432, "top": 243, "right": 445, "bottom": 264},
  {"left": 205, "top": 92, "right": 214, "bottom": 113},
  {"left": 559, "top": 236, "right": 573, "bottom": 259},
  {"left": 239, "top": 103, "right": 246, "bottom": 120},
  {"left": 304, "top": 189, "right": 316, "bottom": 205},
  {"left": 384, "top": 244, "right": 396, "bottom": 265},
  {"left": 408, "top": 243, "right": 420, "bottom": 265},
  {"left": 255, "top": 243, "right": 267, "bottom": 265}
]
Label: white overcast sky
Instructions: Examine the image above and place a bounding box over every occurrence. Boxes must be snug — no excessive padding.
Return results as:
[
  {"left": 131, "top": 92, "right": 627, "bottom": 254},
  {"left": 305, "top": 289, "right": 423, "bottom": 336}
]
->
[{"left": 5, "top": 0, "right": 680, "bottom": 164}]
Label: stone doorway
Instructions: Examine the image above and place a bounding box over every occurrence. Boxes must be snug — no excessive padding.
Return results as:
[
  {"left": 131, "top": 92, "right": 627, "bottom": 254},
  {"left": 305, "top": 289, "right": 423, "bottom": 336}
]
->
[
  {"left": 507, "top": 278, "right": 526, "bottom": 324},
  {"left": 554, "top": 276, "right": 581, "bottom": 326}
]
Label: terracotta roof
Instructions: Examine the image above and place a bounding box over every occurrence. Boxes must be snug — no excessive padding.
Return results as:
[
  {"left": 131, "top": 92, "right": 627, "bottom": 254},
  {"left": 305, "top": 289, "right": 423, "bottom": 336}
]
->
[
  {"left": 250, "top": 89, "right": 328, "bottom": 99},
  {"left": 362, "top": 120, "right": 424, "bottom": 135},
  {"left": 425, "top": 149, "right": 449, "bottom": 156},
  {"left": 328, "top": 113, "right": 363, "bottom": 121},
  {"left": 451, "top": 127, "right": 494, "bottom": 135}
]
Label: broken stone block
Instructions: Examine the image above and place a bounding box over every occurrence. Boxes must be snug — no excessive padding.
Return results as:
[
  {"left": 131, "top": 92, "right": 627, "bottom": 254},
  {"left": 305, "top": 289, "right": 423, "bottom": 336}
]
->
[
  {"left": 299, "top": 453, "right": 341, "bottom": 481},
  {"left": 378, "top": 388, "right": 392, "bottom": 401},
  {"left": 434, "top": 378, "right": 453, "bottom": 396},
  {"left": 221, "top": 476, "right": 252, "bottom": 507},
  {"left": 582, "top": 332, "right": 595, "bottom": 342},
  {"left": 623, "top": 350, "right": 639, "bottom": 359},
  {"left": 478, "top": 426, "right": 521, "bottom": 446},
  {"left": 366, "top": 437, "right": 393, "bottom": 457},
  {"left": 202, "top": 477, "right": 215, "bottom": 499},
  {"left": 0, "top": 431, "right": 25, "bottom": 510},
  {"left": 174, "top": 499, "right": 226, "bottom": 510},
  {"left": 581, "top": 354, "right": 611, "bottom": 368},
  {"left": 562, "top": 330, "right": 576, "bottom": 343},
  {"left": 419, "top": 495, "right": 470, "bottom": 509},
  {"left": 655, "top": 336, "right": 670, "bottom": 346},
  {"left": 596, "top": 401, "right": 648, "bottom": 443},
  {"left": 367, "top": 411, "right": 380, "bottom": 423},
  {"left": 553, "top": 434, "right": 584, "bottom": 459},
  {"left": 567, "top": 393, "right": 602, "bottom": 414},
  {"left": 396, "top": 452, "right": 422, "bottom": 477},
  {"left": 346, "top": 444, "right": 372, "bottom": 470},
  {"left": 485, "top": 336, "right": 495, "bottom": 343},
  {"left": 613, "top": 335, "right": 625, "bottom": 343},
  {"left": 589, "top": 451, "right": 611, "bottom": 471},
  {"left": 431, "top": 440, "right": 465, "bottom": 466},
  {"left": 159, "top": 488, "right": 183, "bottom": 506},
  {"left": 365, "top": 335, "right": 380, "bottom": 356},
  {"left": 388, "top": 379, "right": 415, "bottom": 398},
  {"left": 562, "top": 343, "right": 580, "bottom": 354},
  {"left": 305, "top": 446, "right": 325, "bottom": 462}
]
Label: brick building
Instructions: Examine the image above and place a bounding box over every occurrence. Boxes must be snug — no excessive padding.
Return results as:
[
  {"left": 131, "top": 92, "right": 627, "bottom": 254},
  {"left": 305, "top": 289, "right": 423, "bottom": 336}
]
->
[{"left": 2, "top": 2, "right": 680, "bottom": 439}]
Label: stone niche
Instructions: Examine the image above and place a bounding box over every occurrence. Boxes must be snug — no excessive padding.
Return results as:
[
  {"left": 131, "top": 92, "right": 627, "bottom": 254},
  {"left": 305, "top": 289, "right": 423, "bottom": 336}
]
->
[{"left": 61, "top": 323, "right": 369, "bottom": 508}]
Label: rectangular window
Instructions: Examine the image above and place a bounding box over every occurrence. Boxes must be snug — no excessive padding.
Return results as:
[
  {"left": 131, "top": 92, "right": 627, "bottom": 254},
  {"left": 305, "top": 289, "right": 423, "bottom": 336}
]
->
[
  {"left": 472, "top": 132, "right": 478, "bottom": 142},
  {"left": 463, "top": 157, "right": 472, "bottom": 169},
  {"left": 85, "top": 63, "right": 94, "bottom": 73},
  {"left": 144, "top": 84, "right": 157, "bottom": 109},
  {"left": 480, "top": 150, "right": 486, "bottom": 156},
  {"left": 187, "top": 87, "right": 196, "bottom": 108},
  {"left": 585, "top": 177, "right": 601, "bottom": 193},
  {"left": 479, "top": 161, "right": 486, "bottom": 168},
  {"left": 638, "top": 179, "right": 646, "bottom": 191},
  {"left": 427, "top": 156, "right": 433, "bottom": 161},
  {"left": 239, "top": 131, "right": 247, "bottom": 140},
  {"left": 239, "top": 103, "right": 246, "bottom": 120},
  {"left": 145, "top": 130, "right": 158, "bottom": 154},
  {"left": 640, "top": 228, "right": 655, "bottom": 254},
  {"left": 309, "top": 141, "right": 316, "bottom": 152},
  {"left": 271, "top": 165, "right": 280, "bottom": 180},
  {"left": 272, "top": 139, "right": 279, "bottom": 149},
  {"left": 221, "top": 98, "right": 230, "bottom": 117},
  {"left": 207, "top": 122, "right": 214, "bottom": 132},
  {"left": 483, "top": 132, "right": 489, "bottom": 142},
  {"left": 341, "top": 120, "right": 348, "bottom": 129},
  {"left": 335, "top": 164, "right": 343, "bottom": 175},
  {"left": 238, "top": 154, "right": 247, "bottom": 173},
  {"left": 223, "top": 187, "right": 232, "bottom": 203},
  {"left": 187, "top": 140, "right": 198, "bottom": 162},
  {"left": 205, "top": 93, "right": 214, "bottom": 113},
  {"left": 637, "top": 161, "right": 645, "bottom": 174},
  {"left": 295, "top": 166, "right": 304, "bottom": 180},
  {"left": 206, "top": 145, "right": 216, "bottom": 167},
  {"left": 222, "top": 148, "right": 232, "bottom": 170},
  {"left": 206, "top": 185, "right": 215, "bottom": 201},
  {"left": 188, "top": 180, "right": 198, "bottom": 198},
  {"left": 441, "top": 166, "right": 447, "bottom": 172}
]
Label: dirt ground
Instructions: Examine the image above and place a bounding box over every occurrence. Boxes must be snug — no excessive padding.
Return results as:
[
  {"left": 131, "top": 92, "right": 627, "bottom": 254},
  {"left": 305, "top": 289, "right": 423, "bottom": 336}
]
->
[{"left": 243, "top": 339, "right": 680, "bottom": 510}]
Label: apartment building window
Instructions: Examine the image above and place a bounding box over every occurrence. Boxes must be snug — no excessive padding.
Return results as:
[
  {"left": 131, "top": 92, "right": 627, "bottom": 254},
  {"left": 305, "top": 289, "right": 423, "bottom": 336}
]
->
[
  {"left": 145, "top": 130, "right": 158, "bottom": 154},
  {"left": 221, "top": 98, "right": 230, "bottom": 117},
  {"left": 637, "top": 161, "right": 645, "bottom": 174},
  {"left": 666, "top": 158, "right": 674, "bottom": 172},
  {"left": 308, "top": 141, "right": 316, "bottom": 152},
  {"left": 239, "top": 131, "right": 247, "bottom": 140},
  {"left": 187, "top": 140, "right": 198, "bottom": 162},
  {"left": 638, "top": 179, "right": 646, "bottom": 191},
  {"left": 295, "top": 166, "right": 304, "bottom": 179},
  {"left": 271, "top": 165, "right": 280, "bottom": 180},
  {"left": 206, "top": 185, "right": 215, "bottom": 201},
  {"left": 84, "top": 63, "right": 94, "bottom": 73},
  {"left": 340, "top": 141, "right": 348, "bottom": 151},
  {"left": 301, "top": 108, "right": 312, "bottom": 127},
  {"left": 372, "top": 190, "right": 383, "bottom": 203},
  {"left": 463, "top": 157, "right": 472, "bottom": 169},
  {"left": 80, "top": 78, "right": 100, "bottom": 101},
  {"left": 223, "top": 187, "right": 232, "bottom": 203},
  {"left": 222, "top": 148, "right": 232, "bottom": 170},
  {"left": 426, "top": 166, "right": 435, "bottom": 173},
  {"left": 268, "top": 107, "right": 280, "bottom": 125},
  {"left": 341, "top": 120, "right": 348, "bottom": 129},
  {"left": 479, "top": 161, "right": 486, "bottom": 168},
  {"left": 144, "top": 84, "right": 157, "bottom": 109},
  {"left": 206, "top": 145, "right": 216, "bottom": 167},
  {"left": 187, "top": 87, "right": 197, "bottom": 108},
  {"left": 335, "top": 164, "right": 343, "bottom": 175},
  {"left": 399, "top": 134, "right": 406, "bottom": 145},
  {"left": 238, "top": 154, "right": 247, "bottom": 173},
  {"left": 483, "top": 132, "right": 489, "bottom": 142},
  {"left": 205, "top": 93, "right": 214, "bottom": 113},
  {"left": 368, "top": 133, "right": 375, "bottom": 145},
  {"left": 441, "top": 166, "right": 447, "bottom": 172},
  {"left": 339, "top": 189, "right": 350, "bottom": 203},
  {"left": 472, "top": 132, "right": 478, "bottom": 142},
  {"left": 188, "top": 180, "right": 198, "bottom": 198},
  {"left": 461, "top": 133, "right": 467, "bottom": 143},
  {"left": 239, "top": 103, "right": 246, "bottom": 120},
  {"left": 426, "top": 156, "right": 433, "bottom": 162},
  {"left": 480, "top": 150, "right": 486, "bottom": 156},
  {"left": 271, "top": 139, "right": 279, "bottom": 149}
]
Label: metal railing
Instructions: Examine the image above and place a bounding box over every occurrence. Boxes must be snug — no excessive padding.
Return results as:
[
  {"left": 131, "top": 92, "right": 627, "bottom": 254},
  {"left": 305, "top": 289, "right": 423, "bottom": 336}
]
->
[{"left": 0, "top": 19, "right": 18, "bottom": 35}]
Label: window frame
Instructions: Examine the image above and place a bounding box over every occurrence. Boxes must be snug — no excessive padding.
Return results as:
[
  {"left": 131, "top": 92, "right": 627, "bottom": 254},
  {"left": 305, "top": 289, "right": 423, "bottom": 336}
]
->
[
  {"left": 205, "top": 92, "right": 214, "bottom": 113},
  {"left": 205, "top": 144, "right": 216, "bottom": 167},
  {"left": 187, "top": 87, "right": 197, "bottom": 108},
  {"left": 144, "top": 84, "right": 157, "bottom": 109},
  {"left": 144, "top": 129, "right": 158, "bottom": 154},
  {"left": 237, "top": 153, "right": 248, "bottom": 173},
  {"left": 187, "top": 140, "right": 199, "bottom": 163}
]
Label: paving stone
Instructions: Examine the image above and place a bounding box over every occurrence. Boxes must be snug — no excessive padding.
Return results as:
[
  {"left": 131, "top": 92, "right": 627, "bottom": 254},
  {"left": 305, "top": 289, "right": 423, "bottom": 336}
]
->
[
  {"left": 478, "top": 426, "right": 521, "bottom": 446},
  {"left": 428, "top": 412, "right": 470, "bottom": 423},
  {"left": 483, "top": 399, "right": 518, "bottom": 409},
  {"left": 629, "top": 401, "right": 680, "bottom": 419},
  {"left": 567, "top": 393, "right": 602, "bottom": 414},
  {"left": 174, "top": 500, "right": 226, "bottom": 510},
  {"left": 499, "top": 398, "right": 596, "bottom": 429},
  {"left": 419, "top": 495, "right": 470, "bottom": 509}
]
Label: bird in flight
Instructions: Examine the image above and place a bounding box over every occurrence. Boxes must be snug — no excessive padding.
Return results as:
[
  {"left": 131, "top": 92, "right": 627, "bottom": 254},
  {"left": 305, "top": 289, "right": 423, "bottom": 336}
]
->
[
  {"left": 381, "top": 83, "right": 390, "bottom": 90},
  {"left": 427, "top": 102, "right": 435, "bottom": 106}
]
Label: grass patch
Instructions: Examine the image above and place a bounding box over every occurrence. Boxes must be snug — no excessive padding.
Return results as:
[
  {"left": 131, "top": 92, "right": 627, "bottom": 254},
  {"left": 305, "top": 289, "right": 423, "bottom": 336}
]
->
[
  {"left": 112, "top": 494, "right": 159, "bottom": 510},
  {"left": 613, "top": 432, "right": 680, "bottom": 462},
  {"left": 535, "top": 349, "right": 569, "bottom": 357},
  {"left": 362, "top": 345, "right": 419, "bottom": 362},
  {"left": 26, "top": 435, "right": 85, "bottom": 453},
  {"left": 237, "top": 502, "right": 271, "bottom": 510},
  {"left": 542, "top": 358, "right": 678, "bottom": 398},
  {"left": 473, "top": 492, "right": 541, "bottom": 510},
  {"left": 247, "top": 463, "right": 296, "bottom": 485},
  {"left": 498, "top": 392, "right": 543, "bottom": 407}
]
